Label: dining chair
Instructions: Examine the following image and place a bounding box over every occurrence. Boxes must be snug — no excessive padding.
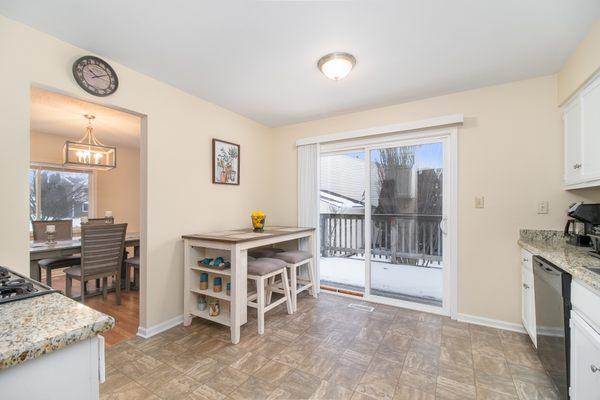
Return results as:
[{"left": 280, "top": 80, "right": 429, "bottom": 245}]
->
[
  {"left": 65, "top": 223, "right": 127, "bottom": 304},
  {"left": 31, "top": 219, "right": 80, "bottom": 287},
  {"left": 124, "top": 256, "right": 140, "bottom": 292}
]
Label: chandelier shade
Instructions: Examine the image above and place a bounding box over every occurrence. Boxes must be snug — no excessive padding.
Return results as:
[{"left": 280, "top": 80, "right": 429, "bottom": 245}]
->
[{"left": 63, "top": 115, "right": 116, "bottom": 170}]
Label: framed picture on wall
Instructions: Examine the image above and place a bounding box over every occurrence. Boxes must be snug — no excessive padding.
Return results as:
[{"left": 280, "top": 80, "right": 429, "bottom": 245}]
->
[{"left": 212, "top": 139, "right": 240, "bottom": 185}]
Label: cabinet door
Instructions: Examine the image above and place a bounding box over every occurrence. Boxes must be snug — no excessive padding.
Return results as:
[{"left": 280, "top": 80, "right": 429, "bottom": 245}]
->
[
  {"left": 521, "top": 259, "right": 536, "bottom": 347},
  {"left": 570, "top": 312, "right": 600, "bottom": 399},
  {"left": 581, "top": 76, "right": 600, "bottom": 182},
  {"left": 564, "top": 98, "right": 583, "bottom": 185}
]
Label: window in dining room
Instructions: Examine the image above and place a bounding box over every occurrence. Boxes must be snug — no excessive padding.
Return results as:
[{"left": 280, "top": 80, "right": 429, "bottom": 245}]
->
[{"left": 29, "top": 166, "right": 93, "bottom": 228}]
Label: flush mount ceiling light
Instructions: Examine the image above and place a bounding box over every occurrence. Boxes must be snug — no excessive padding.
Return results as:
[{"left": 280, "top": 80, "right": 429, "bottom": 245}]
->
[
  {"left": 317, "top": 52, "right": 356, "bottom": 81},
  {"left": 63, "top": 114, "right": 116, "bottom": 170}
]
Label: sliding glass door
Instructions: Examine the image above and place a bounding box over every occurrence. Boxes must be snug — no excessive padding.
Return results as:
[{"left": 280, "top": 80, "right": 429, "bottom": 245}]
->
[
  {"left": 319, "top": 150, "right": 366, "bottom": 294},
  {"left": 368, "top": 141, "right": 444, "bottom": 307},
  {"left": 318, "top": 133, "right": 451, "bottom": 313}
]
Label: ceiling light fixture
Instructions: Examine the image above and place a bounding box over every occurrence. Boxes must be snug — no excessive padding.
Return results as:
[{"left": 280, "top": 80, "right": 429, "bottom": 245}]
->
[
  {"left": 63, "top": 114, "right": 116, "bottom": 170},
  {"left": 317, "top": 52, "right": 356, "bottom": 81}
]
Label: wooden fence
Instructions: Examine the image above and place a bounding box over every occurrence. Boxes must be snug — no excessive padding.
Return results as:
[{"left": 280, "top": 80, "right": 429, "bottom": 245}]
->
[{"left": 320, "top": 213, "right": 443, "bottom": 264}]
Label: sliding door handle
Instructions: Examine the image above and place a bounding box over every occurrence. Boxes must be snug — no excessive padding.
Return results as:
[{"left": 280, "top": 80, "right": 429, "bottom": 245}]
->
[{"left": 440, "top": 216, "right": 448, "bottom": 236}]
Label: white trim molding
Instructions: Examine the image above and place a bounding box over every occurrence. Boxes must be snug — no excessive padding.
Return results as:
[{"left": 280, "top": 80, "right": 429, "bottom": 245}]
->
[
  {"left": 137, "top": 314, "right": 184, "bottom": 339},
  {"left": 296, "top": 114, "right": 464, "bottom": 146},
  {"left": 456, "top": 313, "right": 527, "bottom": 334}
]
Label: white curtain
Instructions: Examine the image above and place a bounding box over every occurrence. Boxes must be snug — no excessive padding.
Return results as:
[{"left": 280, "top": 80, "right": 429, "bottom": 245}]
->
[{"left": 297, "top": 143, "right": 320, "bottom": 289}]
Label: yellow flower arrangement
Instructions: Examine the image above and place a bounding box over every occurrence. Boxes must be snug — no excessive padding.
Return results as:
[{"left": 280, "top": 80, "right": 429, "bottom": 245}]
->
[{"left": 251, "top": 210, "right": 266, "bottom": 232}]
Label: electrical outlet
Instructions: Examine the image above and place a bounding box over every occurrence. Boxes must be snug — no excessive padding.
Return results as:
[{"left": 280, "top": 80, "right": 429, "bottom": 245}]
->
[
  {"left": 475, "top": 196, "right": 485, "bottom": 208},
  {"left": 538, "top": 201, "right": 549, "bottom": 214}
]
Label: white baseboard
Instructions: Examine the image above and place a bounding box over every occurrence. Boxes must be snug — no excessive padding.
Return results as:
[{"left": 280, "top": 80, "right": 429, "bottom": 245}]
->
[
  {"left": 456, "top": 313, "right": 526, "bottom": 333},
  {"left": 137, "top": 314, "right": 183, "bottom": 339}
]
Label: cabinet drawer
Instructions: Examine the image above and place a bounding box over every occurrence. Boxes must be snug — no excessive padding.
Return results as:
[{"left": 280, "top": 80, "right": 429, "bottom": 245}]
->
[
  {"left": 570, "top": 312, "right": 600, "bottom": 399},
  {"left": 572, "top": 281, "right": 600, "bottom": 331}
]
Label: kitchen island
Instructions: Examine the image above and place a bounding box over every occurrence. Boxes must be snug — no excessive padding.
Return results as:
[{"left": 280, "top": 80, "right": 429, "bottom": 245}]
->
[{"left": 0, "top": 292, "right": 114, "bottom": 399}]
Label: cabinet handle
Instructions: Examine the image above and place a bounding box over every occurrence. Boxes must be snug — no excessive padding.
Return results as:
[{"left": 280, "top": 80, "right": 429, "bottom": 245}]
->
[
  {"left": 523, "top": 258, "right": 529, "bottom": 262},
  {"left": 573, "top": 163, "right": 582, "bottom": 169},
  {"left": 523, "top": 283, "right": 530, "bottom": 289},
  {"left": 592, "top": 364, "right": 599, "bottom": 373}
]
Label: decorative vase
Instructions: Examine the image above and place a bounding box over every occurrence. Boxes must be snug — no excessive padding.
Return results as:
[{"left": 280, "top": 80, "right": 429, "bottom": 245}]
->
[
  {"left": 198, "top": 296, "right": 207, "bottom": 311},
  {"left": 251, "top": 210, "right": 266, "bottom": 232},
  {"left": 213, "top": 277, "right": 222, "bottom": 292},
  {"left": 208, "top": 300, "right": 220, "bottom": 317},
  {"left": 199, "top": 272, "right": 209, "bottom": 290}
]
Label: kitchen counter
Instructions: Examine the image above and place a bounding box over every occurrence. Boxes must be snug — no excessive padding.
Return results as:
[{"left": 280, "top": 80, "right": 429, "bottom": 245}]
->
[
  {"left": 518, "top": 229, "right": 600, "bottom": 291},
  {"left": 0, "top": 292, "right": 114, "bottom": 369}
]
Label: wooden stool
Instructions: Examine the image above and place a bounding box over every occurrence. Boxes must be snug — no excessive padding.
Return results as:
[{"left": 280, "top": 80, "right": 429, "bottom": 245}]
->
[
  {"left": 124, "top": 256, "right": 140, "bottom": 292},
  {"left": 273, "top": 250, "right": 317, "bottom": 312},
  {"left": 247, "top": 257, "right": 293, "bottom": 334}
]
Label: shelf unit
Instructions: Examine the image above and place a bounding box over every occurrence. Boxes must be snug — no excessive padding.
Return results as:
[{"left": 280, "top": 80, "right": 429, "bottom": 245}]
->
[{"left": 188, "top": 260, "right": 232, "bottom": 326}]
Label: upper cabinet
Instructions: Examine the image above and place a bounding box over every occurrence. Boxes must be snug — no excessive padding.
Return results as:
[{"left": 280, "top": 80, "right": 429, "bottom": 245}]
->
[{"left": 564, "top": 73, "right": 600, "bottom": 189}]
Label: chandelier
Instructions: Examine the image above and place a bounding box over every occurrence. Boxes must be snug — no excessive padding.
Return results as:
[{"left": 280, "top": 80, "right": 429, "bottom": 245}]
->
[{"left": 63, "top": 114, "right": 116, "bottom": 170}]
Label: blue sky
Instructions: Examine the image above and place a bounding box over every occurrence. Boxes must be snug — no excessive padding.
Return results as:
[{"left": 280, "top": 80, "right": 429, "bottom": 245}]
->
[{"left": 344, "top": 142, "right": 443, "bottom": 169}]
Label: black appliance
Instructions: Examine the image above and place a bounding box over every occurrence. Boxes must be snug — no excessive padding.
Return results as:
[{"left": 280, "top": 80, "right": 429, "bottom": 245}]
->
[
  {"left": 0, "top": 266, "right": 58, "bottom": 304},
  {"left": 533, "top": 256, "right": 572, "bottom": 399},
  {"left": 564, "top": 202, "right": 600, "bottom": 247}
]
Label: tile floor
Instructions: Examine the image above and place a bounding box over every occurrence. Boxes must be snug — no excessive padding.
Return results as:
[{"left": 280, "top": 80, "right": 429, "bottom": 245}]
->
[{"left": 101, "top": 293, "right": 559, "bottom": 400}]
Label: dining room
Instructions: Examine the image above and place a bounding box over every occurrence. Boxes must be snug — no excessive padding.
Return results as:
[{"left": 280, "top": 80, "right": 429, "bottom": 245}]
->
[{"left": 28, "top": 86, "right": 142, "bottom": 346}]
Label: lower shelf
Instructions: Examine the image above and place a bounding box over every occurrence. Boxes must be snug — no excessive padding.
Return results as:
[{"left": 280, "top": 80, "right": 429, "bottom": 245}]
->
[{"left": 190, "top": 307, "right": 231, "bottom": 327}]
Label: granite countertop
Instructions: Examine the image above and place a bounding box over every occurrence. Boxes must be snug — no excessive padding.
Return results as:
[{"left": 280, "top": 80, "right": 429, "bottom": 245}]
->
[
  {"left": 518, "top": 229, "right": 600, "bottom": 291},
  {"left": 0, "top": 293, "right": 114, "bottom": 369}
]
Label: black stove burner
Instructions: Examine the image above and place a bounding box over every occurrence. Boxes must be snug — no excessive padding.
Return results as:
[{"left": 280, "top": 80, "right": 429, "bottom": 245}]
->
[
  {"left": 0, "top": 266, "right": 9, "bottom": 284},
  {"left": 0, "top": 278, "right": 36, "bottom": 298},
  {"left": 0, "top": 266, "right": 59, "bottom": 304}
]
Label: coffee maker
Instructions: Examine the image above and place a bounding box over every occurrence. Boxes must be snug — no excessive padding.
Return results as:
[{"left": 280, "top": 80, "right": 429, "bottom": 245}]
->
[{"left": 564, "top": 202, "right": 600, "bottom": 247}]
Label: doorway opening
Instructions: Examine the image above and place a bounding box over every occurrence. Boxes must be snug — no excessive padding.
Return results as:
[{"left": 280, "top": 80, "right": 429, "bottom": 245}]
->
[{"left": 29, "top": 86, "right": 144, "bottom": 346}]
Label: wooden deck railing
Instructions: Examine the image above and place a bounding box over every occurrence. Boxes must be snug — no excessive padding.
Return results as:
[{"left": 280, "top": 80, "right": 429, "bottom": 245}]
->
[{"left": 320, "top": 213, "right": 442, "bottom": 263}]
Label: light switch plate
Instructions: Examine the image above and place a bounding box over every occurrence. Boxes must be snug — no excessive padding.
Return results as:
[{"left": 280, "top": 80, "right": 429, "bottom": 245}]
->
[
  {"left": 538, "top": 201, "right": 549, "bottom": 214},
  {"left": 475, "top": 196, "right": 484, "bottom": 208}
]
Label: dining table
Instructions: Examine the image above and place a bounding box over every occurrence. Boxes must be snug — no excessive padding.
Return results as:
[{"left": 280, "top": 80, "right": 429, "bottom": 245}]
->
[
  {"left": 29, "top": 232, "right": 140, "bottom": 282},
  {"left": 182, "top": 226, "right": 316, "bottom": 344}
]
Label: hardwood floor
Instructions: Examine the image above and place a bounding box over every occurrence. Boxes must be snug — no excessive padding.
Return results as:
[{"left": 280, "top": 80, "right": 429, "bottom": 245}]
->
[{"left": 43, "top": 271, "right": 139, "bottom": 347}]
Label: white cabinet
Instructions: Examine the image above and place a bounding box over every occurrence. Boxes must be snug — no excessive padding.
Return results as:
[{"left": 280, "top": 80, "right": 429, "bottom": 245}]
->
[
  {"left": 520, "top": 249, "right": 536, "bottom": 347},
  {"left": 570, "top": 281, "right": 600, "bottom": 399},
  {"left": 570, "top": 312, "right": 600, "bottom": 400},
  {"left": 564, "top": 98, "right": 582, "bottom": 184},
  {"left": 564, "top": 73, "right": 600, "bottom": 189}
]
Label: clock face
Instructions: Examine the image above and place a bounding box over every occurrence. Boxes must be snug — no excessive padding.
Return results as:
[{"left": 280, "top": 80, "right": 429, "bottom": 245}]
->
[{"left": 72, "top": 56, "right": 119, "bottom": 97}]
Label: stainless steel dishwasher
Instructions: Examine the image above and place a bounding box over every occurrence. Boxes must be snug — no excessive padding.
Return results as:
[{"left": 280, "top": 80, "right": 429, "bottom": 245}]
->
[{"left": 533, "top": 256, "right": 572, "bottom": 399}]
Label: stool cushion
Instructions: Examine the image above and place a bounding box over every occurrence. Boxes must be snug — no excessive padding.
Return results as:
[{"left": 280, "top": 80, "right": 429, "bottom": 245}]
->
[
  {"left": 248, "top": 247, "right": 284, "bottom": 258},
  {"left": 38, "top": 255, "right": 81, "bottom": 269},
  {"left": 273, "top": 251, "right": 312, "bottom": 264},
  {"left": 64, "top": 266, "right": 82, "bottom": 278},
  {"left": 247, "top": 258, "right": 287, "bottom": 276},
  {"left": 125, "top": 256, "right": 140, "bottom": 267}
]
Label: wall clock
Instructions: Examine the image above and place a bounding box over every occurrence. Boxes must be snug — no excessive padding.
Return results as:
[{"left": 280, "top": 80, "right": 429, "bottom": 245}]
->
[{"left": 72, "top": 55, "right": 119, "bottom": 97}]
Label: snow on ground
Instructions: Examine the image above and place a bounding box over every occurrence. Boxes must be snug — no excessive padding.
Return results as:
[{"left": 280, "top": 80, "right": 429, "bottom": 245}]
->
[{"left": 320, "top": 256, "right": 443, "bottom": 301}]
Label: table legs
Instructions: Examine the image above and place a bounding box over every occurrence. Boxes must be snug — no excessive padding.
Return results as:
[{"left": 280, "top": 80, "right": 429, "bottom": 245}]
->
[
  {"left": 30, "top": 260, "right": 41, "bottom": 282},
  {"left": 230, "top": 246, "right": 248, "bottom": 344}
]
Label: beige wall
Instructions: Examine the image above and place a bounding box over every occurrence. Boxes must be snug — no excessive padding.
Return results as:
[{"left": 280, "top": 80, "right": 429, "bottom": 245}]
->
[
  {"left": 558, "top": 20, "right": 600, "bottom": 104},
  {"left": 270, "top": 75, "right": 600, "bottom": 324},
  {"left": 29, "top": 131, "right": 140, "bottom": 232},
  {"left": 0, "top": 16, "right": 273, "bottom": 328}
]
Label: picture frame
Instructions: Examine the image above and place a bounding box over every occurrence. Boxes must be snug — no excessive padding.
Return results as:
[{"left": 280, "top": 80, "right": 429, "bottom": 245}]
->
[{"left": 212, "top": 139, "right": 240, "bottom": 185}]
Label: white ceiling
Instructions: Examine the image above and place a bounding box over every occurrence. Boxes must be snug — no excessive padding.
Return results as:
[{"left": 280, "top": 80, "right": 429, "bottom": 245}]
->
[
  {"left": 30, "top": 87, "right": 141, "bottom": 148},
  {"left": 3, "top": 1, "right": 600, "bottom": 127}
]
